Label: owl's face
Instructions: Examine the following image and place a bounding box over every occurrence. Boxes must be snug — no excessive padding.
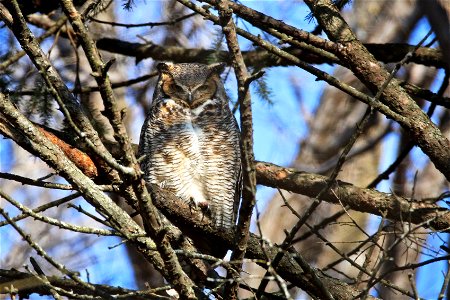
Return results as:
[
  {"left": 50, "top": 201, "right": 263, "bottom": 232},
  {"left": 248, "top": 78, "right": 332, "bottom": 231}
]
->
[{"left": 157, "top": 62, "right": 225, "bottom": 108}]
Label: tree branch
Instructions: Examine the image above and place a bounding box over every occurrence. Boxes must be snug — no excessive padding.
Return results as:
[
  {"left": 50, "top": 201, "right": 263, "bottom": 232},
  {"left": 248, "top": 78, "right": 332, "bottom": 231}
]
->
[
  {"left": 3, "top": 121, "right": 448, "bottom": 232},
  {"left": 149, "top": 184, "right": 379, "bottom": 300},
  {"left": 217, "top": 1, "right": 257, "bottom": 298},
  {"left": 95, "top": 37, "right": 447, "bottom": 69},
  {"left": 256, "top": 161, "right": 450, "bottom": 232},
  {"left": 0, "top": 92, "right": 182, "bottom": 294},
  {"left": 0, "top": 269, "right": 171, "bottom": 299},
  {"left": 304, "top": 0, "right": 450, "bottom": 181}
]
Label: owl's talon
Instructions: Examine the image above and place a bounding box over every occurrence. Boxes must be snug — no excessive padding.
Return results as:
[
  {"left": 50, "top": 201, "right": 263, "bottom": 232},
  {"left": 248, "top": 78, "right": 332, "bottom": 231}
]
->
[
  {"left": 198, "top": 201, "right": 210, "bottom": 222},
  {"left": 200, "top": 211, "right": 205, "bottom": 222},
  {"left": 197, "top": 201, "right": 209, "bottom": 211},
  {"left": 188, "top": 197, "right": 211, "bottom": 221},
  {"left": 188, "top": 197, "right": 195, "bottom": 214}
]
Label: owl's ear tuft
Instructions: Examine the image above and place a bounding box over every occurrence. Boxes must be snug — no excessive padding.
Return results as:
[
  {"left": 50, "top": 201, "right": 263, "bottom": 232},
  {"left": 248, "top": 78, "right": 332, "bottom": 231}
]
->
[
  {"left": 209, "top": 62, "right": 226, "bottom": 75},
  {"left": 157, "top": 62, "right": 172, "bottom": 74}
]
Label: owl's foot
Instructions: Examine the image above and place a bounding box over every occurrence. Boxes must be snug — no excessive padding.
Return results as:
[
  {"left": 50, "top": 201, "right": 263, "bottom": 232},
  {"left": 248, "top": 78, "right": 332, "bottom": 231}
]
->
[
  {"left": 189, "top": 197, "right": 210, "bottom": 221},
  {"left": 196, "top": 200, "right": 209, "bottom": 211}
]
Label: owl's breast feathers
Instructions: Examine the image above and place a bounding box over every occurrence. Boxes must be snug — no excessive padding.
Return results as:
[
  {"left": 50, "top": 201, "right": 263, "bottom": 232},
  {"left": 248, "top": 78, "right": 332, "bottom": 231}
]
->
[{"left": 153, "top": 99, "right": 190, "bottom": 126}]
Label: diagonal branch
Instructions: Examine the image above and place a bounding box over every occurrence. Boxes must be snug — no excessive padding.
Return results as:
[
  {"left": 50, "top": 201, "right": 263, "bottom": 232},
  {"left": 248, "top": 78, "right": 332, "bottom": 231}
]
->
[
  {"left": 58, "top": 0, "right": 136, "bottom": 170},
  {"left": 0, "top": 92, "right": 191, "bottom": 296},
  {"left": 256, "top": 161, "right": 450, "bottom": 232},
  {"left": 216, "top": 1, "right": 257, "bottom": 298},
  {"left": 304, "top": 0, "right": 450, "bottom": 181},
  {"left": 0, "top": 1, "right": 130, "bottom": 178}
]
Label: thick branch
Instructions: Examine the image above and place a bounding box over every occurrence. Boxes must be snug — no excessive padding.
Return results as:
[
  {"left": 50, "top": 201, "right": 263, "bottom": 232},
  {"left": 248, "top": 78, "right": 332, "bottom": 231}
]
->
[
  {"left": 256, "top": 161, "right": 450, "bottom": 232},
  {"left": 96, "top": 37, "right": 331, "bottom": 67},
  {"left": 0, "top": 269, "right": 170, "bottom": 299},
  {"left": 150, "top": 185, "right": 379, "bottom": 300},
  {"left": 96, "top": 37, "right": 447, "bottom": 69},
  {"left": 0, "top": 92, "right": 186, "bottom": 293},
  {"left": 304, "top": 0, "right": 450, "bottom": 181}
]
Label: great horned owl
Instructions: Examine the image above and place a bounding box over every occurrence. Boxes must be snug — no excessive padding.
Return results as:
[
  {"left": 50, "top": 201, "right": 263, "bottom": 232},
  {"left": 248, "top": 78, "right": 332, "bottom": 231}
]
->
[{"left": 139, "top": 62, "right": 241, "bottom": 228}]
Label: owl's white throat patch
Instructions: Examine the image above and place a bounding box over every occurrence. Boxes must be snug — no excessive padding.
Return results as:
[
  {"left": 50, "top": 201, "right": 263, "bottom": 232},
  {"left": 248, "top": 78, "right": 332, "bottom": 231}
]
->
[
  {"left": 191, "top": 98, "right": 215, "bottom": 117},
  {"left": 162, "top": 98, "right": 177, "bottom": 107}
]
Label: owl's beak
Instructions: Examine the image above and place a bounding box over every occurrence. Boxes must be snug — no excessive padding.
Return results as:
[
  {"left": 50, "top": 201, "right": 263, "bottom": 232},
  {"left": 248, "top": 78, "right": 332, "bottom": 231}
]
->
[{"left": 187, "top": 92, "right": 193, "bottom": 103}]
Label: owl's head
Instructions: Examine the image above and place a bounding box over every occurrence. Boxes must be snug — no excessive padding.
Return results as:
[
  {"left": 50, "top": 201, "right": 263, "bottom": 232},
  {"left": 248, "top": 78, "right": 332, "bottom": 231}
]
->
[{"left": 156, "top": 62, "right": 226, "bottom": 108}]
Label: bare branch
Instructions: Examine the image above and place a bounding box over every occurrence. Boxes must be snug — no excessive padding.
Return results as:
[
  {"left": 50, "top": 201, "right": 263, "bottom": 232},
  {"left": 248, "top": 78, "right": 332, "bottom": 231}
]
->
[
  {"left": 0, "top": 269, "right": 172, "bottom": 299},
  {"left": 304, "top": 0, "right": 450, "bottom": 181},
  {"left": 216, "top": 1, "right": 257, "bottom": 298},
  {"left": 256, "top": 161, "right": 450, "bottom": 232},
  {"left": 90, "top": 12, "right": 197, "bottom": 28},
  {"left": 150, "top": 184, "right": 380, "bottom": 300}
]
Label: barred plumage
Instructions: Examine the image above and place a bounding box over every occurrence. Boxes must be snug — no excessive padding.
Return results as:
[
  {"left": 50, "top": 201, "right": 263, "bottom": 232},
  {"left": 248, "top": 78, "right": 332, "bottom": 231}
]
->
[{"left": 138, "top": 62, "right": 242, "bottom": 228}]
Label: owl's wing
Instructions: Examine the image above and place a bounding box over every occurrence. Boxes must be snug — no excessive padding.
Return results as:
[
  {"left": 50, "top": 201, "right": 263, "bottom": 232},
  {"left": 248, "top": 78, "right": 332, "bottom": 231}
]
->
[
  {"left": 137, "top": 101, "right": 161, "bottom": 175},
  {"left": 233, "top": 155, "right": 243, "bottom": 225}
]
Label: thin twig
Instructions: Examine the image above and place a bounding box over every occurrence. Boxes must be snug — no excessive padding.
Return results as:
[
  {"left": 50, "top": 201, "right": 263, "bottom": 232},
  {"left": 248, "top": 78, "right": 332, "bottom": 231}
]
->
[
  {"left": 90, "top": 12, "right": 197, "bottom": 28},
  {"left": 11, "top": 72, "right": 158, "bottom": 95},
  {"left": 438, "top": 261, "right": 450, "bottom": 300},
  {"left": 368, "top": 70, "right": 450, "bottom": 188},
  {"left": 410, "top": 273, "right": 424, "bottom": 300},
  {"left": 0, "top": 206, "right": 115, "bottom": 299},
  {"left": 355, "top": 216, "right": 450, "bottom": 299},
  {"left": 355, "top": 218, "right": 385, "bottom": 288},
  {"left": 67, "top": 203, "right": 114, "bottom": 228},
  {"left": 277, "top": 190, "right": 336, "bottom": 300},
  {"left": 0, "top": 172, "right": 73, "bottom": 190},
  {"left": 0, "top": 189, "right": 119, "bottom": 236},
  {"left": 0, "top": 193, "right": 80, "bottom": 227}
]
